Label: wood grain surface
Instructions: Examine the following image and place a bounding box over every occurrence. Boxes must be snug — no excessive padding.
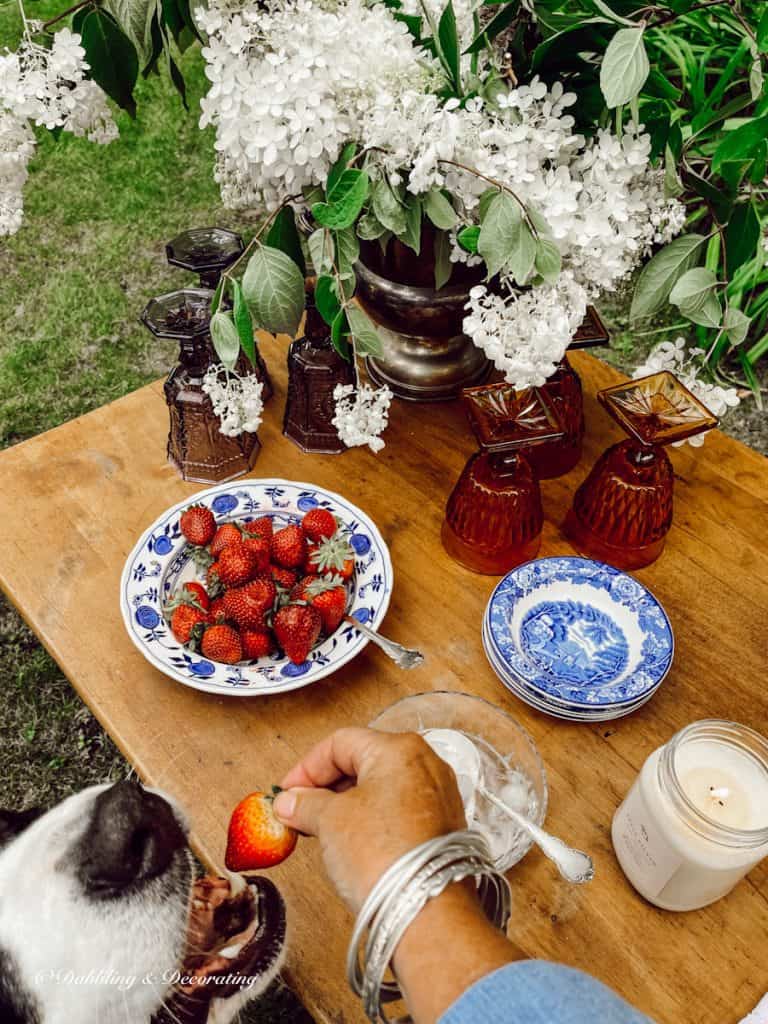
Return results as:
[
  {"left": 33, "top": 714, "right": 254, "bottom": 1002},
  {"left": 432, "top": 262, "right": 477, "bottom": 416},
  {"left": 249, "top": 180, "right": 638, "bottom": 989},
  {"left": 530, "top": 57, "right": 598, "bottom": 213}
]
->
[{"left": 0, "top": 342, "right": 766, "bottom": 1024}]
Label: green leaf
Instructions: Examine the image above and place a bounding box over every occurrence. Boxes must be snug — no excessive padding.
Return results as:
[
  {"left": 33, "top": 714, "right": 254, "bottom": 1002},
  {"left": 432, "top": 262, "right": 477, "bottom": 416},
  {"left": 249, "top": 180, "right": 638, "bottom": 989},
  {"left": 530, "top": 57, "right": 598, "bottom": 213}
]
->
[
  {"left": 80, "top": 10, "right": 139, "bottom": 116},
  {"left": 669, "top": 268, "right": 721, "bottom": 328},
  {"left": 315, "top": 275, "right": 341, "bottom": 327},
  {"left": 334, "top": 227, "right": 359, "bottom": 281},
  {"left": 437, "top": 1, "right": 461, "bottom": 90},
  {"left": 712, "top": 118, "right": 768, "bottom": 175},
  {"left": 534, "top": 238, "right": 561, "bottom": 284},
  {"left": 331, "top": 309, "right": 353, "bottom": 361},
  {"left": 312, "top": 170, "right": 370, "bottom": 231},
  {"left": 724, "top": 307, "right": 751, "bottom": 347},
  {"left": 664, "top": 144, "right": 684, "bottom": 199},
  {"left": 600, "top": 27, "right": 649, "bottom": 109},
  {"left": 590, "top": 0, "right": 637, "bottom": 27},
  {"left": 372, "top": 180, "right": 408, "bottom": 236},
  {"left": 241, "top": 244, "right": 305, "bottom": 337},
  {"left": 232, "top": 279, "right": 255, "bottom": 364},
  {"left": 210, "top": 275, "right": 226, "bottom": 315},
  {"left": 167, "top": 54, "right": 188, "bottom": 109},
  {"left": 457, "top": 225, "right": 480, "bottom": 253},
  {"left": 210, "top": 312, "right": 240, "bottom": 371},
  {"left": 478, "top": 192, "right": 535, "bottom": 284},
  {"left": 347, "top": 305, "right": 384, "bottom": 357},
  {"left": 759, "top": 8, "right": 768, "bottom": 53},
  {"left": 266, "top": 206, "right": 306, "bottom": 277},
  {"left": 307, "top": 228, "right": 333, "bottom": 275},
  {"left": 434, "top": 230, "right": 453, "bottom": 290},
  {"left": 463, "top": 1, "right": 519, "bottom": 54},
  {"left": 630, "top": 234, "right": 706, "bottom": 320},
  {"left": 104, "top": 0, "right": 154, "bottom": 65},
  {"left": 357, "top": 211, "right": 388, "bottom": 241},
  {"left": 726, "top": 201, "right": 761, "bottom": 277},
  {"left": 424, "top": 189, "right": 458, "bottom": 230},
  {"left": 327, "top": 143, "right": 357, "bottom": 195},
  {"left": 748, "top": 42, "right": 763, "bottom": 101},
  {"left": 402, "top": 198, "right": 422, "bottom": 254}
]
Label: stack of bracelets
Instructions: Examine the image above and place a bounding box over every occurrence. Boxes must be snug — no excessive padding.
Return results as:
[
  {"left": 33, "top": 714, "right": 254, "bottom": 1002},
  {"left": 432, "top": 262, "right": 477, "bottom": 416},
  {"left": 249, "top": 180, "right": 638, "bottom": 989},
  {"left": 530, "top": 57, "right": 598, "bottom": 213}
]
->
[{"left": 346, "top": 830, "right": 512, "bottom": 1023}]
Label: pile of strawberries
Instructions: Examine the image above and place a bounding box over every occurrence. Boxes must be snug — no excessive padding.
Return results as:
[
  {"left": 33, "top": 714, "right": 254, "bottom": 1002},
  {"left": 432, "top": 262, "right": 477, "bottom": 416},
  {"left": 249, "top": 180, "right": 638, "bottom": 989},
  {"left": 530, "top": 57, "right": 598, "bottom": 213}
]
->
[{"left": 165, "top": 504, "right": 355, "bottom": 666}]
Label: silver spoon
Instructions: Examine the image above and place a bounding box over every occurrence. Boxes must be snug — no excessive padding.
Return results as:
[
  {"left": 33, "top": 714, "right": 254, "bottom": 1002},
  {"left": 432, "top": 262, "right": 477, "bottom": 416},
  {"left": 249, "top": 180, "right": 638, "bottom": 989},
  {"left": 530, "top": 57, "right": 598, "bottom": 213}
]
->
[
  {"left": 481, "top": 787, "right": 595, "bottom": 884},
  {"left": 344, "top": 615, "right": 425, "bottom": 670}
]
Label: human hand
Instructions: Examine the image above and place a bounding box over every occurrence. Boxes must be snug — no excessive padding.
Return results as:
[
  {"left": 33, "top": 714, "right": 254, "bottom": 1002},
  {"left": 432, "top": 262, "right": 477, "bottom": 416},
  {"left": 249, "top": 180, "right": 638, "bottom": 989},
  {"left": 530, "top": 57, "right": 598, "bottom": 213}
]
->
[{"left": 273, "top": 727, "right": 467, "bottom": 914}]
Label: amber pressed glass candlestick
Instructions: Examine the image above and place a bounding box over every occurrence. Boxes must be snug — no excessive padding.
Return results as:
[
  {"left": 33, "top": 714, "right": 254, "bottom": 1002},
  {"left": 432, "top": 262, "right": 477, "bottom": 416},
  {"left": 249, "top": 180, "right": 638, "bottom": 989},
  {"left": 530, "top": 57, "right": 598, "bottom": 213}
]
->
[
  {"left": 442, "top": 383, "right": 565, "bottom": 574},
  {"left": 165, "top": 227, "right": 274, "bottom": 402},
  {"left": 141, "top": 288, "right": 260, "bottom": 483},
  {"left": 521, "top": 305, "right": 609, "bottom": 479},
  {"left": 564, "top": 371, "right": 718, "bottom": 569}
]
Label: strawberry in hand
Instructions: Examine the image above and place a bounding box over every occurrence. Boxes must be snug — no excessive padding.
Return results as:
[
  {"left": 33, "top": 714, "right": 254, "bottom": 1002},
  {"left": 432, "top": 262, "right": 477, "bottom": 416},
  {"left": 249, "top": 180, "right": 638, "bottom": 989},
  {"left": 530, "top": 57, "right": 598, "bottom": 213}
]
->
[{"left": 225, "top": 789, "right": 298, "bottom": 871}]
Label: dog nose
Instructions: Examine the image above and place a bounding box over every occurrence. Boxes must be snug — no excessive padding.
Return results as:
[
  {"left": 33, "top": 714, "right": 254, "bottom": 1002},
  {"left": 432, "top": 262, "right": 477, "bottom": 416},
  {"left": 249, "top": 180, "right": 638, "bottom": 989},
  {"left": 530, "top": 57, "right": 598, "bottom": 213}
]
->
[{"left": 80, "top": 781, "right": 187, "bottom": 894}]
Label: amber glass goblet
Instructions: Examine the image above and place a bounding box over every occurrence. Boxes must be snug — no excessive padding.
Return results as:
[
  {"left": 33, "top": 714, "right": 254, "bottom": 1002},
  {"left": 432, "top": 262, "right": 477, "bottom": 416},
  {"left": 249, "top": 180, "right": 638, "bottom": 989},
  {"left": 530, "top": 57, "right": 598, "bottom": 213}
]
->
[
  {"left": 564, "top": 371, "right": 718, "bottom": 569},
  {"left": 165, "top": 227, "right": 244, "bottom": 288},
  {"left": 442, "top": 384, "right": 565, "bottom": 574}
]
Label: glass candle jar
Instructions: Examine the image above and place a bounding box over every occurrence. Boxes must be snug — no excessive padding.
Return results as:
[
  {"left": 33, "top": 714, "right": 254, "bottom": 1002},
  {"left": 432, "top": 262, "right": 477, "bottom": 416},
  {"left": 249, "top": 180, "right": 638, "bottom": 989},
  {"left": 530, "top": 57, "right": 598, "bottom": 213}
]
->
[{"left": 612, "top": 720, "right": 768, "bottom": 911}]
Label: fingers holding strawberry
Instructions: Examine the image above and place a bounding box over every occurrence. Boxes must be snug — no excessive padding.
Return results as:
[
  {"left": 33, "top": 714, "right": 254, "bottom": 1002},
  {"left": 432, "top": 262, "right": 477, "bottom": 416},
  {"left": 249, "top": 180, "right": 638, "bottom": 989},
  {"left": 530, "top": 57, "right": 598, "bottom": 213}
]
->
[{"left": 226, "top": 789, "right": 298, "bottom": 871}]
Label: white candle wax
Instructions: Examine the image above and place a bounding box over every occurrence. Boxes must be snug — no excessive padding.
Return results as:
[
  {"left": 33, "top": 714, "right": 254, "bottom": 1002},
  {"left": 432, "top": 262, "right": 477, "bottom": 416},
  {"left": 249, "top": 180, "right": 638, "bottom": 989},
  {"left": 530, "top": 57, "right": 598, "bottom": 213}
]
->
[{"left": 612, "top": 721, "right": 768, "bottom": 911}]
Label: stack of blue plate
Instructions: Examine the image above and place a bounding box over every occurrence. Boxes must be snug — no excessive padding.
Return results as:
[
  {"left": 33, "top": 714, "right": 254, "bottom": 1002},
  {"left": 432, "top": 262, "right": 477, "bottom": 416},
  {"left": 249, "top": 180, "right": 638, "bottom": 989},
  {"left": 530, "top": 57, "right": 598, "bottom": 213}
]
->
[{"left": 483, "top": 557, "right": 674, "bottom": 723}]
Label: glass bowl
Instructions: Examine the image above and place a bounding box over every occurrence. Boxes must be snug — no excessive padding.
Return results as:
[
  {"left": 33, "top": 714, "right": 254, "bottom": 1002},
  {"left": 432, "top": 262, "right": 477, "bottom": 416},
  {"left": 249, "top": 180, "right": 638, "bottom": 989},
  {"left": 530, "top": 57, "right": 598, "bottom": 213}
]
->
[{"left": 370, "top": 691, "right": 548, "bottom": 871}]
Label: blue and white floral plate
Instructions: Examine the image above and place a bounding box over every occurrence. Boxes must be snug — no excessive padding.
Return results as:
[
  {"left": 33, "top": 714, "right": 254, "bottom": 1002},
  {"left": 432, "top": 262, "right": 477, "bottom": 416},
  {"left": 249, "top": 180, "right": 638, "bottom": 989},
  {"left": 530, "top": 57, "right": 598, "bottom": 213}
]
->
[
  {"left": 484, "top": 557, "right": 673, "bottom": 717},
  {"left": 120, "top": 480, "right": 393, "bottom": 696}
]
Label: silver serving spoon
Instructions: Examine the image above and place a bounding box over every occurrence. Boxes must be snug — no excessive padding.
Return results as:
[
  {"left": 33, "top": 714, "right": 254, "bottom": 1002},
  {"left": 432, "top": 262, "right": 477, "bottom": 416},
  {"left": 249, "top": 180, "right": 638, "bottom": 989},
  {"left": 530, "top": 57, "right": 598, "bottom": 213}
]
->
[
  {"left": 344, "top": 615, "right": 425, "bottom": 670},
  {"left": 481, "top": 787, "right": 595, "bottom": 884}
]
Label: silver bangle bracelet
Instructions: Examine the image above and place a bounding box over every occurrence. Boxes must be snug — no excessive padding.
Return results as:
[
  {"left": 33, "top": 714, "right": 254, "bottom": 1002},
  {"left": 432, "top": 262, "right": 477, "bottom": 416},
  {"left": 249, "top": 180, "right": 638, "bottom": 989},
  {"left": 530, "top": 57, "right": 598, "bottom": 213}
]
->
[{"left": 346, "top": 830, "right": 512, "bottom": 1024}]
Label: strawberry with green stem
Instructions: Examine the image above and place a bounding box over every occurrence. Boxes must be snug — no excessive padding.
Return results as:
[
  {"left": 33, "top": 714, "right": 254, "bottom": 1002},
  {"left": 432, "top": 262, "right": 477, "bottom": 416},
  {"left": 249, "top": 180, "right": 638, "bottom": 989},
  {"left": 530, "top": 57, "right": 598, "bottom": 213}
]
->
[{"left": 291, "top": 574, "right": 347, "bottom": 634}]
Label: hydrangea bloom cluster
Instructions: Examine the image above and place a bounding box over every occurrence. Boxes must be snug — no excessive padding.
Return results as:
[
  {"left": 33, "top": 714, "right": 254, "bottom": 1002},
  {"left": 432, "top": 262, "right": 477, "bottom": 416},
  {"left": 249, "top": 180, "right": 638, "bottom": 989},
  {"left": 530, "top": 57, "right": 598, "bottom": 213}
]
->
[
  {"left": 202, "top": 365, "right": 265, "bottom": 436},
  {"left": 197, "top": 0, "right": 432, "bottom": 209},
  {"left": 633, "top": 338, "right": 740, "bottom": 447},
  {"left": 332, "top": 383, "right": 393, "bottom": 453},
  {"left": 464, "top": 271, "right": 589, "bottom": 387},
  {"left": 0, "top": 27, "right": 118, "bottom": 236}
]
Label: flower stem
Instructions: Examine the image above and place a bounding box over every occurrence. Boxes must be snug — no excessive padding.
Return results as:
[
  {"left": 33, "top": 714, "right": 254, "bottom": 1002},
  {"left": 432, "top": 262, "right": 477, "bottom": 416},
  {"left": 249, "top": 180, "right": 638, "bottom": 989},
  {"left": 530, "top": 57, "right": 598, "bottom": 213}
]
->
[
  {"left": 42, "top": 0, "right": 96, "bottom": 31},
  {"left": 437, "top": 159, "right": 538, "bottom": 236}
]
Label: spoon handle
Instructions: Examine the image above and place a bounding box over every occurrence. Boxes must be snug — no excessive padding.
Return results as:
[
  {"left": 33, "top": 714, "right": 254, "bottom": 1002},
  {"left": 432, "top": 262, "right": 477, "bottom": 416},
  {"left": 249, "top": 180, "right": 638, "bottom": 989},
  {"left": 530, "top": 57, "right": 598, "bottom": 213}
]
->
[{"left": 482, "top": 788, "right": 595, "bottom": 885}]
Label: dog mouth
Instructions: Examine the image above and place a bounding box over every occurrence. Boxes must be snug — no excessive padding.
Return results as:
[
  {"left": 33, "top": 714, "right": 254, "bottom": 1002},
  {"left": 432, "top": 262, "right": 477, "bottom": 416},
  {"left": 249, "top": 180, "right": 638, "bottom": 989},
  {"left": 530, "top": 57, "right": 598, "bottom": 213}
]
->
[{"left": 153, "top": 874, "right": 286, "bottom": 1023}]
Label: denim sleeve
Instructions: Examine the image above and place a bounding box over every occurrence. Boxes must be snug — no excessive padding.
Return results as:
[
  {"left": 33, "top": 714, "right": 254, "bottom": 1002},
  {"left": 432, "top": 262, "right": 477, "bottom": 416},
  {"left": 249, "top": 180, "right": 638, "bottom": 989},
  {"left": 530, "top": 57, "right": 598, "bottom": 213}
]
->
[{"left": 439, "top": 960, "right": 654, "bottom": 1024}]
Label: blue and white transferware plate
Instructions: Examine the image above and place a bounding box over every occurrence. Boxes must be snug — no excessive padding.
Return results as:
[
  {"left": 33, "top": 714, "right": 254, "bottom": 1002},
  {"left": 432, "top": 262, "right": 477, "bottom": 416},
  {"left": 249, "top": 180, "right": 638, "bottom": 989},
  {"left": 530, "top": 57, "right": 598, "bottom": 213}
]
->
[
  {"left": 120, "top": 480, "right": 393, "bottom": 696},
  {"left": 486, "top": 557, "right": 673, "bottom": 708}
]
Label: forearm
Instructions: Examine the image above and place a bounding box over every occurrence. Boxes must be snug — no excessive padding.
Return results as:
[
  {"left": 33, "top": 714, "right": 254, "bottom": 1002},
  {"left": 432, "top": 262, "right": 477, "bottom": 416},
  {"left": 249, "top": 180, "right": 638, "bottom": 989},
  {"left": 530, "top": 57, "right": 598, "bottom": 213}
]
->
[{"left": 392, "top": 881, "right": 518, "bottom": 1024}]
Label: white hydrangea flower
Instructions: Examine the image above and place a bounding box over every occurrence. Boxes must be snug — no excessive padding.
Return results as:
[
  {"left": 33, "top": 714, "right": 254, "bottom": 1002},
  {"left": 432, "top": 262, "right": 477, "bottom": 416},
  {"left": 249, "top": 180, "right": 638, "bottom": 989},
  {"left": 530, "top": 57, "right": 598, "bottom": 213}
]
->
[
  {"left": 463, "top": 271, "right": 588, "bottom": 388},
  {"left": 633, "top": 338, "right": 740, "bottom": 447},
  {"left": 202, "top": 365, "right": 265, "bottom": 436},
  {"left": 332, "top": 382, "right": 393, "bottom": 453},
  {"left": 0, "top": 27, "right": 118, "bottom": 236}
]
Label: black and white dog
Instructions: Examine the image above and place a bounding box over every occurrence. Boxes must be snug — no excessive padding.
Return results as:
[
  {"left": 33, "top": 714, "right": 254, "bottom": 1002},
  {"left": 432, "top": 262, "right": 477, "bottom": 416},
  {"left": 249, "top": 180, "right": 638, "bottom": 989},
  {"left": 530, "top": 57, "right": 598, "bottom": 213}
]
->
[{"left": 0, "top": 781, "right": 287, "bottom": 1023}]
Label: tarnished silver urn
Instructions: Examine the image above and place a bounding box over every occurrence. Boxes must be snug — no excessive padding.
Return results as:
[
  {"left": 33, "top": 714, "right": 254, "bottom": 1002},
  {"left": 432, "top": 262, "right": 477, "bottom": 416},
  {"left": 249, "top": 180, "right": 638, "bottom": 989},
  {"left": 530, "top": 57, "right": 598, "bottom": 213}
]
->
[{"left": 355, "top": 232, "right": 492, "bottom": 402}]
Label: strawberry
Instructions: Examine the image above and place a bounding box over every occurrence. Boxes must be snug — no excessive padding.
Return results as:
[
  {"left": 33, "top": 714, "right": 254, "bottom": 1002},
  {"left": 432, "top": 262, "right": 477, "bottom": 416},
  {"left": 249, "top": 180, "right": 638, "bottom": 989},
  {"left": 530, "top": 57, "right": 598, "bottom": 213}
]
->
[
  {"left": 243, "top": 518, "right": 274, "bottom": 541},
  {"left": 271, "top": 524, "right": 308, "bottom": 569},
  {"left": 201, "top": 624, "right": 243, "bottom": 664},
  {"left": 206, "top": 596, "right": 228, "bottom": 625},
  {"left": 306, "top": 534, "right": 356, "bottom": 581},
  {"left": 170, "top": 604, "right": 208, "bottom": 644},
  {"left": 292, "top": 574, "right": 347, "bottom": 635},
  {"left": 210, "top": 523, "right": 242, "bottom": 557},
  {"left": 301, "top": 508, "right": 337, "bottom": 543},
  {"left": 181, "top": 581, "right": 210, "bottom": 611},
  {"left": 270, "top": 564, "right": 298, "bottom": 590},
  {"left": 180, "top": 505, "right": 216, "bottom": 547},
  {"left": 242, "top": 535, "right": 271, "bottom": 573},
  {"left": 223, "top": 579, "right": 277, "bottom": 630},
  {"left": 217, "top": 542, "right": 258, "bottom": 587},
  {"left": 241, "top": 629, "right": 276, "bottom": 660},
  {"left": 225, "top": 790, "right": 298, "bottom": 871},
  {"left": 273, "top": 604, "right": 322, "bottom": 664}
]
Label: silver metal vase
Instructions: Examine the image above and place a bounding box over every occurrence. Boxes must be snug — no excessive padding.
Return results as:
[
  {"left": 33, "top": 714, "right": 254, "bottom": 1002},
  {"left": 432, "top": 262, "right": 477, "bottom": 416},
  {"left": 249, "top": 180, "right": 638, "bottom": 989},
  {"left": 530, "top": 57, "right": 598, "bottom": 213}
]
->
[{"left": 355, "top": 233, "right": 492, "bottom": 402}]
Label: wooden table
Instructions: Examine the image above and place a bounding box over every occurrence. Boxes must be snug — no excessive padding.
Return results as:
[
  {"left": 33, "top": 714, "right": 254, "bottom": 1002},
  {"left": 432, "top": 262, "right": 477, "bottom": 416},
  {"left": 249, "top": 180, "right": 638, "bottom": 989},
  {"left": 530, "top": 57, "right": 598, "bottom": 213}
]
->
[{"left": 1, "top": 343, "right": 766, "bottom": 1024}]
